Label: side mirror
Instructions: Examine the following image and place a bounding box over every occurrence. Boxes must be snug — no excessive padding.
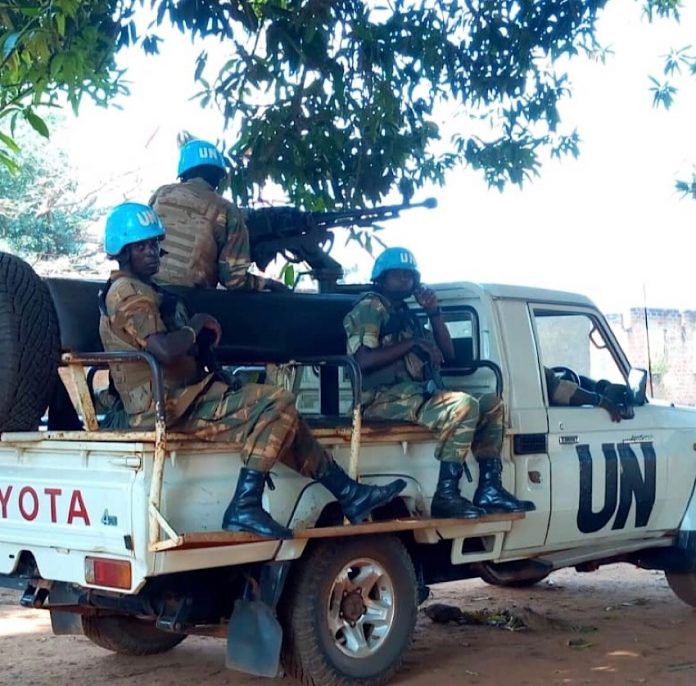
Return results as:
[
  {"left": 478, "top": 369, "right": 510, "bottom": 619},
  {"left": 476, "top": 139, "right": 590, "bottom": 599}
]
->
[{"left": 628, "top": 368, "right": 648, "bottom": 405}]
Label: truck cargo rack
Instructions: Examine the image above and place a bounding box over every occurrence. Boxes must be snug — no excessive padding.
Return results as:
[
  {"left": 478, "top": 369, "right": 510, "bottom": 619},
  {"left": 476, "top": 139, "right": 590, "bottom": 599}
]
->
[
  {"left": 29, "top": 352, "right": 517, "bottom": 554},
  {"left": 58, "top": 351, "right": 368, "bottom": 552}
]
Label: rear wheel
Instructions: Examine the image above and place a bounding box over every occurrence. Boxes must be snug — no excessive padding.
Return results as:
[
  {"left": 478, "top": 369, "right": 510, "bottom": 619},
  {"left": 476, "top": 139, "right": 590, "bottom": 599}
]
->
[
  {"left": 665, "top": 570, "right": 696, "bottom": 608},
  {"left": 478, "top": 560, "right": 550, "bottom": 588},
  {"left": 0, "top": 252, "right": 60, "bottom": 431},
  {"left": 280, "top": 536, "right": 417, "bottom": 686},
  {"left": 81, "top": 615, "right": 187, "bottom": 655}
]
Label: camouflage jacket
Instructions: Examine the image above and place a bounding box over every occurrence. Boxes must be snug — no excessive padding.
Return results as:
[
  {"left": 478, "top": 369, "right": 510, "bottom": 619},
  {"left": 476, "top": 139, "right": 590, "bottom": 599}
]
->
[
  {"left": 149, "top": 178, "right": 264, "bottom": 290},
  {"left": 343, "top": 292, "right": 432, "bottom": 392},
  {"left": 98, "top": 271, "right": 213, "bottom": 428}
]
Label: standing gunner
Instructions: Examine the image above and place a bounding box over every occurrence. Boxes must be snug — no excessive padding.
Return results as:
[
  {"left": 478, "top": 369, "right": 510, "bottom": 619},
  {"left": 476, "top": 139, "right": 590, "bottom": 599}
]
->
[{"left": 150, "top": 139, "right": 283, "bottom": 291}]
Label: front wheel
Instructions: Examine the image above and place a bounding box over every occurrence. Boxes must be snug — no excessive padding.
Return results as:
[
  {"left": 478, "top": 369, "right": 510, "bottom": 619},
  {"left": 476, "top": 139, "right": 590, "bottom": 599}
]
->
[
  {"left": 81, "top": 615, "right": 187, "bottom": 655},
  {"left": 280, "top": 536, "right": 417, "bottom": 686},
  {"left": 666, "top": 570, "right": 696, "bottom": 608}
]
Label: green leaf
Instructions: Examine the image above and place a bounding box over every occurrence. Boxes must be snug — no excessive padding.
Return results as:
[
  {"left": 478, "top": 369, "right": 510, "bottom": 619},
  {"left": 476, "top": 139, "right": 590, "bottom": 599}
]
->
[
  {"left": 23, "top": 110, "right": 50, "bottom": 138},
  {"left": 649, "top": 76, "right": 677, "bottom": 109},
  {"left": 281, "top": 263, "right": 295, "bottom": 287},
  {"left": 0, "top": 150, "right": 20, "bottom": 175},
  {"left": 0, "top": 131, "right": 21, "bottom": 154},
  {"left": 195, "top": 51, "right": 208, "bottom": 81},
  {"left": 56, "top": 14, "right": 66, "bottom": 37}
]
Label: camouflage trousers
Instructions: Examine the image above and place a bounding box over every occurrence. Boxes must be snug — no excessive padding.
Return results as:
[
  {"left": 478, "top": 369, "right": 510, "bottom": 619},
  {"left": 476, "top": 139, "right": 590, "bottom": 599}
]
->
[
  {"left": 363, "top": 381, "right": 504, "bottom": 463},
  {"left": 174, "top": 381, "right": 330, "bottom": 475}
]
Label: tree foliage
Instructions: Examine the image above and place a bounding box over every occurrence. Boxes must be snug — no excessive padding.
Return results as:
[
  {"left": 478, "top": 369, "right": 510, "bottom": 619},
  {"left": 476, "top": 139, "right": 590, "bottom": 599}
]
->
[
  {"left": 158, "top": 0, "right": 607, "bottom": 207},
  {"left": 642, "top": 1, "right": 696, "bottom": 197},
  {"left": 1, "top": 0, "right": 690, "bottom": 208},
  {"left": 0, "top": 120, "right": 100, "bottom": 256}
]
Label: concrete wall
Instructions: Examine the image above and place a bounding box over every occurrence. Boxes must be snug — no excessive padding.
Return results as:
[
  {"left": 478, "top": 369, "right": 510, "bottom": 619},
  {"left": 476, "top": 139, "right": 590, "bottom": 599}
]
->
[{"left": 606, "top": 308, "right": 696, "bottom": 406}]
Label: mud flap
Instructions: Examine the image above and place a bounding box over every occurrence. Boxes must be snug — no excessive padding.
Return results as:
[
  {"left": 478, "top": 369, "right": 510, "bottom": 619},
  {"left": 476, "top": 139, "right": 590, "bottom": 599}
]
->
[
  {"left": 50, "top": 610, "right": 83, "bottom": 635},
  {"left": 226, "top": 597, "right": 282, "bottom": 678}
]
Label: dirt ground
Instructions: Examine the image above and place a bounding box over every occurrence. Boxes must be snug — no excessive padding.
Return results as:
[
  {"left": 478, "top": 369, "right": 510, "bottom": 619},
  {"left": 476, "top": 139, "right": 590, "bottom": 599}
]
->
[{"left": 2, "top": 564, "right": 696, "bottom": 686}]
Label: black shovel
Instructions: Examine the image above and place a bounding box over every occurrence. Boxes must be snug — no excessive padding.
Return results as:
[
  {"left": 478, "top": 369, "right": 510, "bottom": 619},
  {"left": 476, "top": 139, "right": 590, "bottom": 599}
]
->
[{"left": 226, "top": 568, "right": 287, "bottom": 678}]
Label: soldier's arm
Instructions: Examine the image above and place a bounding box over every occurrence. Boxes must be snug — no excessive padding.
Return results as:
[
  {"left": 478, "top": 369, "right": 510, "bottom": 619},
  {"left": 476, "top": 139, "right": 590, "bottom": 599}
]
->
[
  {"left": 428, "top": 312, "right": 455, "bottom": 362},
  {"left": 110, "top": 286, "right": 217, "bottom": 366},
  {"left": 545, "top": 367, "right": 619, "bottom": 419},
  {"left": 146, "top": 314, "right": 221, "bottom": 365},
  {"left": 415, "top": 286, "right": 455, "bottom": 361},
  {"left": 345, "top": 298, "right": 418, "bottom": 373},
  {"left": 145, "top": 330, "right": 197, "bottom": 365},
  {"left": 353, "top": 341, "right": 418, "bottom": 373},
  {"left": 218, "top": 207, "right": 265, "bottom": 290}
]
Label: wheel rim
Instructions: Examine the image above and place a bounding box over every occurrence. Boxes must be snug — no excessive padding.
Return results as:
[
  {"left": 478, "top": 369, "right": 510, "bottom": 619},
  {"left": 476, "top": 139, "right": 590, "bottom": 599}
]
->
[{"left": 326, "top": 556, "right": 396, "bottom": 658}]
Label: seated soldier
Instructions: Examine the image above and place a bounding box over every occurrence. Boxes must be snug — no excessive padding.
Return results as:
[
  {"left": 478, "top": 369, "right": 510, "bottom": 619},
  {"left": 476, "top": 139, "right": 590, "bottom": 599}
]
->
[
  {"left": 344, "top": 247, "right": 535, "bottom": 519},
  {"left": 544, "top": 367, "right": 623, "bottom": 422},
  {"left": 99, "top": 202, "right": 406, "bottom": 539}
]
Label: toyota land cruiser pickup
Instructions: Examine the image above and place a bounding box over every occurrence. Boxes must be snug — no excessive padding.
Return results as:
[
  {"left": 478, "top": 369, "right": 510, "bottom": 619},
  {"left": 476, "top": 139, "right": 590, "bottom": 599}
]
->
[{"left": 1, "top": 251, "right": 696, "bottom": 686}]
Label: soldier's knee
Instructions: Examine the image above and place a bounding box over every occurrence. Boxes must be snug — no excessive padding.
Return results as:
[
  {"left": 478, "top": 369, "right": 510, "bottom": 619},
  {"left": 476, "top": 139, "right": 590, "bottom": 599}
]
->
[
  {"left": 270, "top": 387, "right": 297, "bottom": 410},
  {"left": 479, "top": 392, "right": 504, "bottom": 416},
  {"left": 453, "top": 392, "right": 479, "bottom": 415}
]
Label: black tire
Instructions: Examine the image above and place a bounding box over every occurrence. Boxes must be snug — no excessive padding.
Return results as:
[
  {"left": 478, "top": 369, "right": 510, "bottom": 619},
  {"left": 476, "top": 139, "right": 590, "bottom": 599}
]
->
[
  {"left": 0, "top": 252, "right": 60, "bottom": 432},
  {"left": 81, "top": 615, "right": 187, "bottom": 655},
  {"left": 665, "top": 570, "right": 696, "bottom": 608},
  {"left": 280, "top": 536, "right": 417, "bottom": 686},
  {"left": 479, "top": 563, "right": 549, "bottom": 589}
]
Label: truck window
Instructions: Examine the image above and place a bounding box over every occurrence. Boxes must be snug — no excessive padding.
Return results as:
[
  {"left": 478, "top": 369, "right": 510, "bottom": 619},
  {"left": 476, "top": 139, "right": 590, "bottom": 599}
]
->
[
  {"left": 532, "top": 309, "right": 626, "bottom": 400},
  {"left": 423, "top": 306, "right": 478, "bottom": 365},
  {"left": 428, "top": 307, "right": 494, "bottom": 398}
]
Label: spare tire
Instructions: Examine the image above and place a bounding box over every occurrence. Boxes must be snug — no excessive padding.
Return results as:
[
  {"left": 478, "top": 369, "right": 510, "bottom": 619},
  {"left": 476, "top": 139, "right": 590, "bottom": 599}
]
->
[{"left": 0, "top": 252, "right": 60, "bottom": 432}]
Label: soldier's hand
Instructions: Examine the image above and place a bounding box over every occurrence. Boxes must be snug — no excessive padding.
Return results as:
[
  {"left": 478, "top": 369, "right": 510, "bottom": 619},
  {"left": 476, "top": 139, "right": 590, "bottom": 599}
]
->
[
  {"left": 414, "top": 285, "right": 439, "bottom": 314},
  {"left": 190, "top": 313, "right": 222, "bottom": 347},
  {"left": 412, "top": 338, "right": 444, "bottom": 367},
  {"left": 598, "top": 396, "right": 622, "bottom": 422},
  {"left": 265, "top": 279, "right": 290, "bottom": 292}
]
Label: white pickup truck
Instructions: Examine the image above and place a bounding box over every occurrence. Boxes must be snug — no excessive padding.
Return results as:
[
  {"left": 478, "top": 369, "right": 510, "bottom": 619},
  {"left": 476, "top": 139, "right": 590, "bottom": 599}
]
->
[{"left": 1, "top": 251, "right": 696, "bottom": 686}]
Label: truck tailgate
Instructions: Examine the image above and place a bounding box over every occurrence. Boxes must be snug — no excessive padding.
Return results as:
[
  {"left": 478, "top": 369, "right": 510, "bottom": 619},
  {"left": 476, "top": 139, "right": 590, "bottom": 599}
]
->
[{"left": 0, "top": 439, "right": 139, "bottom": 586}]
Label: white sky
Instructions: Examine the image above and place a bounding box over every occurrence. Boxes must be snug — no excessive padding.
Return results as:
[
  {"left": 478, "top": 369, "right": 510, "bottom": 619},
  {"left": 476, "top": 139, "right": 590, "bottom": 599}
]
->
[{"left": 55, "top": 0, "right": 696, "bottom": 315}]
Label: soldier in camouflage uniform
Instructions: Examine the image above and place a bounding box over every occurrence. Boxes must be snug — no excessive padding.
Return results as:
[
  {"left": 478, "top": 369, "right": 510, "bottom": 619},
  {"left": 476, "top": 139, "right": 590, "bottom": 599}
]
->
[
  {"left": 149, "top": 139, "right": 283, "bottom": 291},
  {"left": 99, "top": 203, "right": 406, "bottom": 539},
  {"left": 344, "top": 247, "right": 535, "bottom": 518}
]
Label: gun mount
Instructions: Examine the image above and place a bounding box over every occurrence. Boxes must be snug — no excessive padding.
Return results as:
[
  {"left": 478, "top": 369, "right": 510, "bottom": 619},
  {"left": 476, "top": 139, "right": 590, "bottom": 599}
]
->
[{"left": 244, "top": 198, "right": 437, "bottom": 292}]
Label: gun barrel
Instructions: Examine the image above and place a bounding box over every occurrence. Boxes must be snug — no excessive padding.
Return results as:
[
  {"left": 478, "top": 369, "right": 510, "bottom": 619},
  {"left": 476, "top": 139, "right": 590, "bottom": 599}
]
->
[
  {"left": 247, "top": 196, "right": 438, "bottom": 274},
  {"left": 312, "top": 196, "right": 438, "bottom": 228}
]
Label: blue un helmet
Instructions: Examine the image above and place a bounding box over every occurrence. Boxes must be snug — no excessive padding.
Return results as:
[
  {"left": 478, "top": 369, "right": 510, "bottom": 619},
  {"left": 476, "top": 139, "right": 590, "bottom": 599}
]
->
[
  {"left": 104, "top": 203, "right": 166, "bottom": 257},
  {"left": 177, "top": 139, "right": 227, "bottom": 178},
  {"left": 371, "top": 247, "right": 421, "bottom": 284}
]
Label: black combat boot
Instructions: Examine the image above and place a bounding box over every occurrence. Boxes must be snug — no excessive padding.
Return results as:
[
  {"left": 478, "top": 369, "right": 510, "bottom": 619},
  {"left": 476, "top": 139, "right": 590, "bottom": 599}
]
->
[
  {"left": 318, "top": 460, "right": 407, "bottom": 524},
  {"left": 221, "top": 467, "right": 293, "bottom": 539},
  {"left": 431, "top": 461, "right": 486, "bottom": 519},
  {"left": 473, "top": 457, "right": 536, "bottom": 513}
]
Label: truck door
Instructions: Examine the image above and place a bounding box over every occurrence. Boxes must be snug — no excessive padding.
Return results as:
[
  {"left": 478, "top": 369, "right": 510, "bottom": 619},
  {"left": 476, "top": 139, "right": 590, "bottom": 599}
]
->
[{"left": 531, "top": 305, "right": 668, "bottom": 547}]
